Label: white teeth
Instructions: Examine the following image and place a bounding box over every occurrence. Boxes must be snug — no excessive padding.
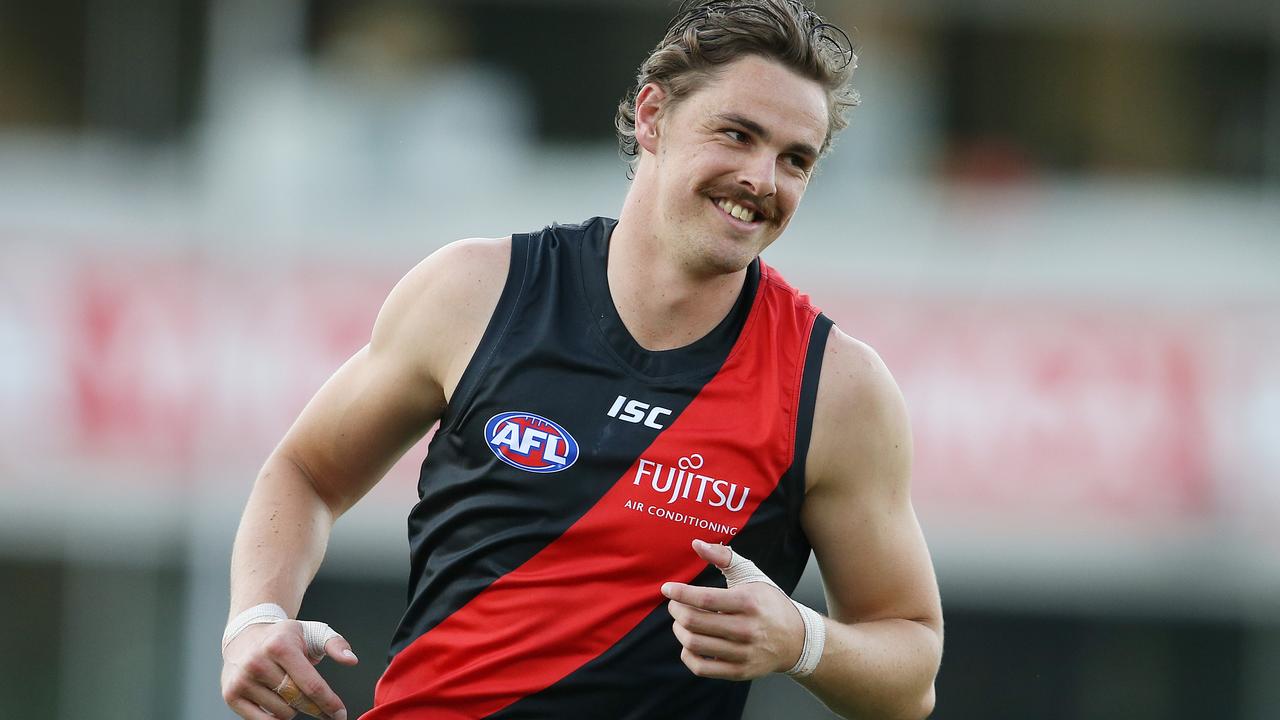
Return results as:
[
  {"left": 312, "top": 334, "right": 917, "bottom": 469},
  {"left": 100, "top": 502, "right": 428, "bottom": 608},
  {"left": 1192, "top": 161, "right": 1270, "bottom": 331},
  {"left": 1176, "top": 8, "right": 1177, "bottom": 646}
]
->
[{"left": 716, "top": 198, "right": 756, "bottom": 223}]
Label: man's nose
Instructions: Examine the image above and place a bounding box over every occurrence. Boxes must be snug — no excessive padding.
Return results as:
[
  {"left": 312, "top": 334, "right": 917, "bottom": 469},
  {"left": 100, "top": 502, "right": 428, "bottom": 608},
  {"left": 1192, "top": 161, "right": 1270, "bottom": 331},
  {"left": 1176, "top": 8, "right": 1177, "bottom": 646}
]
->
[{"left": 737, "top": 151, "right": 777, "bottom": 200}]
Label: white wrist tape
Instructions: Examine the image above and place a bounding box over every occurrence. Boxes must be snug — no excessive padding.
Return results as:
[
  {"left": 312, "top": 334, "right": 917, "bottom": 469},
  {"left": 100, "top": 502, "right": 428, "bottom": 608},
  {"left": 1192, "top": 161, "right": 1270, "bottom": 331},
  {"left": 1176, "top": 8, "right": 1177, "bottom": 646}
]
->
[
  {"left": 786, "top": 601, "right": 826, "bottom": 678},
  {"left": 721, "top": 548, "right": 826, "bottom": 678},
  {"left": 221, "top": 603, "right": 341, "bottom": 661},
  {"left": 222, "top": 602, "right": 288, "bottom": 654}
]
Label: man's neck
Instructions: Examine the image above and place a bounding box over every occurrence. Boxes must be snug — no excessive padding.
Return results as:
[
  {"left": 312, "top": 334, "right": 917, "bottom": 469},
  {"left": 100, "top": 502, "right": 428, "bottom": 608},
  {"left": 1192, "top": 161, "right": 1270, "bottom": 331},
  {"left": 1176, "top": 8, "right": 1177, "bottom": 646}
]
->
[{"left": 608, "top": 206, "right": 749, "bottom": 352}]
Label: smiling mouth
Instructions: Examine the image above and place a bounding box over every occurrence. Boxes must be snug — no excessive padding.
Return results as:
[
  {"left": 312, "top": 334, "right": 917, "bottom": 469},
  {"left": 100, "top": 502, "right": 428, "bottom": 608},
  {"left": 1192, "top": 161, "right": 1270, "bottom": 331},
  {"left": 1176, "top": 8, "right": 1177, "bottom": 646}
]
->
[{"left": 711, "top": 197, "right": 764, "bottom": 226}]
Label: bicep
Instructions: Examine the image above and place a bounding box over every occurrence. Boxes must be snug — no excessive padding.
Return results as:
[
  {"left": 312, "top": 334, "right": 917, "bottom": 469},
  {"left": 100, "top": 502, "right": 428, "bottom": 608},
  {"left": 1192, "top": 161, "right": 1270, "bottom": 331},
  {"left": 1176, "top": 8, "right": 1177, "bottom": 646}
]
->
[
  {"left": 801, "top": 331, "right": 942, "bottom": 630},
  {"left": 273, "top": 237, "right": 510, "bottom": 517},
  {"left": 277, "top": 338, "right": 444, "bottom": 517}
]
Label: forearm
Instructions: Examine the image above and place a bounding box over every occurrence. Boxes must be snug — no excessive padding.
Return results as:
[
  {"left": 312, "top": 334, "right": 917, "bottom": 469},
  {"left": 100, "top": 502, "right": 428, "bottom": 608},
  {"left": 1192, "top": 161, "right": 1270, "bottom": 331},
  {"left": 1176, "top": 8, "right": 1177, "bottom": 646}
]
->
[
  {"left": 796, "top": 616, "right": 942, "bottom": 720},
  {"left": 228, "top": 452, "right": 338, "bottom": 619}
]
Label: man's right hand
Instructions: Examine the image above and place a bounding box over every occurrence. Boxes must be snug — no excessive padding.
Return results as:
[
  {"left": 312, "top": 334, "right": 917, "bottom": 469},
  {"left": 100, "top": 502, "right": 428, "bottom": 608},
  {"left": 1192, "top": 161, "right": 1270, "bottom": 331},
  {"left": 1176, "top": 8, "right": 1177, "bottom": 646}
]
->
[{"left": 221, "top": 620, "right": 359, "bottom": 720}]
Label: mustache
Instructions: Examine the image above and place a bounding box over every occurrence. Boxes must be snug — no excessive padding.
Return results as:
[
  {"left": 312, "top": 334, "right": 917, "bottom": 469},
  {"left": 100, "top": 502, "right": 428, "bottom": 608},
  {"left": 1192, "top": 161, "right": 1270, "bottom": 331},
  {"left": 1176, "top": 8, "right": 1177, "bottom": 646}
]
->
[{"left": 702, "top": 186, "right": 776, "bottom": 222}]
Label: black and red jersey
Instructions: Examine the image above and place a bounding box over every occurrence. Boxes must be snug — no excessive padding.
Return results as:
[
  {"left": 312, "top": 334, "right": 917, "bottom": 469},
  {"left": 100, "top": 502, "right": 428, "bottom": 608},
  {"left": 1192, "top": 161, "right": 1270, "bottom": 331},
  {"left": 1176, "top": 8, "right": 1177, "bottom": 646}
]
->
[{"left": 365, "top": 217, "right": 832, "bottom": 719}]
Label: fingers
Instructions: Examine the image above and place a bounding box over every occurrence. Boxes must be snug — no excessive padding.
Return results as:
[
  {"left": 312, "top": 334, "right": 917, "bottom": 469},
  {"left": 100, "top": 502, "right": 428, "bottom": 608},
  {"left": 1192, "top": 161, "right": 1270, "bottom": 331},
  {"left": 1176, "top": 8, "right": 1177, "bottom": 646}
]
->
[
  {"left": 323, "top": 635, "right": 360, "bottom": 667},
  {"left": 228, "top": 696, "right": 287, "bottom": 720},
  {"left": 664, "top": 542, "right": 800, "bottom": 681},
  {"left": 661, "top": 581, "right": 752, "bottom": 614},
  {"left": 690, "top": 538, "right": 733, "bottom": 568},
  {"left": 276, "top": 646, "right": 349, "bottom": 720},
  {"left": 671, "top": 622, "right": 749, "bottom": 664},
  {"left": 241, "top": 680, "right": 299, "bottom": 719},
  {"left": 222, "top": 654, "right": 296, "bottom": 718},
  {"left": 300, "top": 620, "right": 342, "bottom": 662},
  {"left": 222, "top": 651, "right": 289, "bottom": 718},
  {"left": 679, "top": 647, "right": 750, "bottom": 681},
  {"left": 222, "top": 622, "right": 350, "bottom": 720},
  {"left": 666, "top": 598, "right": 754, "bottom": 643},
  {"left": 699, "top": 540, "right": 778, "bottom": 589},
  {"left": 275, "top": 676, "right": 330, "bottom": 719}
]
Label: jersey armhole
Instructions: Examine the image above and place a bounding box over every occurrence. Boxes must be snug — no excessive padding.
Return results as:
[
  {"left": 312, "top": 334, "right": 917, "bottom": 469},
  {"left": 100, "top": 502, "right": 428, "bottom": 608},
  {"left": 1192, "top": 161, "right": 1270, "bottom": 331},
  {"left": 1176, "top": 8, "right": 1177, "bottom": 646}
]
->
[
  {"left": 792, "top": 313, "right": 833, "bottom": 485},
  {"left": 752, "top": 311, "right": 832, "bottom": 588},
  {"left": 436, "top": 234, "right": 530, "bottom": 435}
]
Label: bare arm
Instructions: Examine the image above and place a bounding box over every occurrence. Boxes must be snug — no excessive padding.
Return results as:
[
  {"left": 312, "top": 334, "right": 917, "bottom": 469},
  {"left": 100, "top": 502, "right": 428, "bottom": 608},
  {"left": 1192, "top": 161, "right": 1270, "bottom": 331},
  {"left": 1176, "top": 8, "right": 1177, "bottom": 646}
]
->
[
  {"left": 794, "top": 328, "right": 943, "bottom": 719},
  {"left": 221, "top": 237, "right": 510, "bottom": 720},
  {"left": 659, "top": 327, "right": 941, "bottom": 718}
]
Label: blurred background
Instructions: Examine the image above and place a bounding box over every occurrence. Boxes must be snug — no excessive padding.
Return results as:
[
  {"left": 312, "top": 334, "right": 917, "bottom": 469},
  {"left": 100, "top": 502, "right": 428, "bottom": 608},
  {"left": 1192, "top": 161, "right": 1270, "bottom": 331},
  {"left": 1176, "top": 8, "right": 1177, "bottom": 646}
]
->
[{"left": 1, "top": 0, "right": 1278, "bottom": 718}]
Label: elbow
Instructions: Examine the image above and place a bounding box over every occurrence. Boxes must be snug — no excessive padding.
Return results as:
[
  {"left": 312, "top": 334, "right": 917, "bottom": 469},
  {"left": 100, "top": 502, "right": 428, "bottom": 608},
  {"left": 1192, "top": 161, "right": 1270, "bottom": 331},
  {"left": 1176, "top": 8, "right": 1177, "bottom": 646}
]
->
[
  {"left": 835, "top": 681, "right": 936, "bottom": 720},
  {"left": 888, "top": 684, "right": 936, "bottom": 720},
  {"left": 915, "top": 683, "right": 936, "bottom": 719},
  {"left": 895, "top": 665, "right": 938, "bottom": 720},
  {"left": 281, "top": 450, "right": 345, "bottom": 518},
  {"left": 876, "top": 684, "right": 936, "bottom": 720}
]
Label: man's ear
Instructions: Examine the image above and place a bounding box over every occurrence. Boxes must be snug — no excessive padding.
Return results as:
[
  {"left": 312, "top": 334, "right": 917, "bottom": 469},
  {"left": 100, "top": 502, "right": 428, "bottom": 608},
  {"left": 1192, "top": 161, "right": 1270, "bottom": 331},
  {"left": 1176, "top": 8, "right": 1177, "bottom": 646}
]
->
[{"left": 634, "top": 83, "right": 667, "bottom": 155}]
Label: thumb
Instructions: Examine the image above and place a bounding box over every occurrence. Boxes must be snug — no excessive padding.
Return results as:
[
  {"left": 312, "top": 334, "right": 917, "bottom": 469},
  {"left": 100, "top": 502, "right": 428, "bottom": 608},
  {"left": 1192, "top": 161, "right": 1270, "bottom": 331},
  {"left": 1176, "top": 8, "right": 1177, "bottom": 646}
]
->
[
  {"left": 692, "top": 538, "right": 733, "bottom": 570},
  {"left": 325, "top": 635, "right": 359, "bottom": 666},
  {"left": 696, "top": 540, "right": 779, "bottom": 590}
]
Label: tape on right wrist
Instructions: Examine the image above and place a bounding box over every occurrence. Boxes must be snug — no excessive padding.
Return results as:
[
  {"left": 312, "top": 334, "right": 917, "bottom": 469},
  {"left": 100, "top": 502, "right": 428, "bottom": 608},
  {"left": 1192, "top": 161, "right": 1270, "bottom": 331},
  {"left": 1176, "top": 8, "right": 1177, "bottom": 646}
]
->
[{"left": 221, "top": 602, "right": 288, "bottom": 655}]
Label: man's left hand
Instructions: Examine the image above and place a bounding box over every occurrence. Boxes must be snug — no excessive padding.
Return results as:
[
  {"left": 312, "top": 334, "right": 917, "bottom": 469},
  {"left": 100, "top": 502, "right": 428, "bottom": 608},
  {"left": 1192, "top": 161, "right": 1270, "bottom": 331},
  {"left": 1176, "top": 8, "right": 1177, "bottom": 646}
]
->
[{"left": 661, "top": 539, "right": 805, "bottom": 681}]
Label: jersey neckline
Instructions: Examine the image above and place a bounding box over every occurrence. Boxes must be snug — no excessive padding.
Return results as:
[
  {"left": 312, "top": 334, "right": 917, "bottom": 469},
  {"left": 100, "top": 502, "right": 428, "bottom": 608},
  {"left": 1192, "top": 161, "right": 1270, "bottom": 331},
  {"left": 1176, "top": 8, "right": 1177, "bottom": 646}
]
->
[{"left": 575, "top": 216, "right": 760, "bottom": 380}]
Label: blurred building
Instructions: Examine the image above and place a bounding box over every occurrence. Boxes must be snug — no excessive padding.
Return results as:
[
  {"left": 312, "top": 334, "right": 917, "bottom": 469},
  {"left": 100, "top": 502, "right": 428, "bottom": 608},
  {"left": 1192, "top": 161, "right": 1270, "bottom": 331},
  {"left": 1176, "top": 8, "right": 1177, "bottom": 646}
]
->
[{"left": 1, "top": 1, "right": 1278, "bottom": 719}]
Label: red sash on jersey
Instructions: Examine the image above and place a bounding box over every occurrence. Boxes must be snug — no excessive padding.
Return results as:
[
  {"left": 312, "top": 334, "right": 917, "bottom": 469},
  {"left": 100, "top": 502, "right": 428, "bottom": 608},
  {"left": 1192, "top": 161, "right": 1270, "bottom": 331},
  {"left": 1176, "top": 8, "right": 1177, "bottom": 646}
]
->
[{"left": 365, "top": 266, "right": 819, "bottom": 720}]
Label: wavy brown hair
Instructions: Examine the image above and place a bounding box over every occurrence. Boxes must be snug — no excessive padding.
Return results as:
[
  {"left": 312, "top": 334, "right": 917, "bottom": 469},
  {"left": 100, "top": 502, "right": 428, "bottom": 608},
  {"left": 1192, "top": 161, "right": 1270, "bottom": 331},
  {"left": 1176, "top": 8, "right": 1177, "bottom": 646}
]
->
[{"left": 615, "top": 0, "right": 858, "bottom": 167}]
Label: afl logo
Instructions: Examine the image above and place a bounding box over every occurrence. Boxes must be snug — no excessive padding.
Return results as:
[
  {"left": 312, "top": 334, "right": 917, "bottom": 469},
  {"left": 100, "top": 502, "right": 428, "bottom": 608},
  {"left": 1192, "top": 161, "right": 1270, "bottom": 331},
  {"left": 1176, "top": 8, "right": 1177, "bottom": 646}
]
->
[{"left": 485, "top": 411, "right": 579, "bottom": 473}]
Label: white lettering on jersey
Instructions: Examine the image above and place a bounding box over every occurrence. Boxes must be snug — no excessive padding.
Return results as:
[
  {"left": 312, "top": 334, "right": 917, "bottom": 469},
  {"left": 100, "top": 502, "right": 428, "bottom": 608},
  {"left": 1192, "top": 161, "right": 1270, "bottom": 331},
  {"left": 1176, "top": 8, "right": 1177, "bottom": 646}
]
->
[
  {"left": 632, "top": 455, "right": 749, "bottom": 512},
  {"left": 606, "top": 394, "right": 672, "bottom": 430},
  {"left": 491, "top": 421, "right": 566, "bottom": 461}
]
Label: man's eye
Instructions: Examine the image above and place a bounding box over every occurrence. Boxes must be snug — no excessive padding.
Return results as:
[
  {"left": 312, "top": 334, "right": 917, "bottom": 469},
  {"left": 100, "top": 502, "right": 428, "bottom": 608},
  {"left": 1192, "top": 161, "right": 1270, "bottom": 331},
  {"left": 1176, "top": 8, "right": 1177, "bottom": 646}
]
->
[
  {"left": 788, "top": 154, "right": 811, "bottom": 170},
  {"left": 724, "top": 130, "right": 747, "bottom": 142}
]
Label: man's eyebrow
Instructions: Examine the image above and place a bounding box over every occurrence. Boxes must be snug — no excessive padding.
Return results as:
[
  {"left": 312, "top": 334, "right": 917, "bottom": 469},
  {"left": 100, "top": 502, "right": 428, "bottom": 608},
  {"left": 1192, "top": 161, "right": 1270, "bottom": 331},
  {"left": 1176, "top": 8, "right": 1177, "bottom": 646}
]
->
[{"left": 713, "top": 112, "right": 820, "bottom": 160}]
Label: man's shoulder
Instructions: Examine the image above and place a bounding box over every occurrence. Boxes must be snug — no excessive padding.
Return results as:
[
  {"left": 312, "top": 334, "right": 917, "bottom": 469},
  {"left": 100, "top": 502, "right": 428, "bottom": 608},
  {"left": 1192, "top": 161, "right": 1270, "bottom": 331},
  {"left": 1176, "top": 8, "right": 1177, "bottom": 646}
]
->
[
  {"left": 757, "top": 260, "right": 822, "bottom": 320},
  {"left": 806, "top": 325, "right": 911, "bottom": 493},
  {"left": 370, "top": 236, "right": 513, "bottom": 378},
  {"left": 395, "top": 235, "right": 514, "bottom": 308},
  {"left": 524, "top": 216, "right": 617, "bottom": 249},
  {"left": 817, "top": 326, "right": 901, "bottom": 421},
  {"left": 425, "top": 235, "right": 513, "bottom": 275},
  {"left": 539, "top": 216, "right": 617, "bottom": 235},
  {"left": 401, "top": 213, "right": 613, "bottom": 309},
  {"left": 426, "top": 237, "right": 519, "bottom": 388}
]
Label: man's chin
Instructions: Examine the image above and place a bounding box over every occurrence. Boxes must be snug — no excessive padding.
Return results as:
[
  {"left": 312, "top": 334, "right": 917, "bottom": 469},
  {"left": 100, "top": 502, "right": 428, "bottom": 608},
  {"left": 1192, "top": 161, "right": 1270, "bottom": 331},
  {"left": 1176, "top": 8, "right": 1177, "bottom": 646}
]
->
[{"left": 692, "top": 243, "right": 761, "bottom": 278}]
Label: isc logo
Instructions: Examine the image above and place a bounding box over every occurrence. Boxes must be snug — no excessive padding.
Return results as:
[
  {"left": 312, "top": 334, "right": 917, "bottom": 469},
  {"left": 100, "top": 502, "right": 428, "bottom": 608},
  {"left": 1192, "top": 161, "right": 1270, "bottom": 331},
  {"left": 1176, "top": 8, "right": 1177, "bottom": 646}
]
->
[
  {"left": 606, "top": 395, "right": 672, "bottom": 430},
  {"left": 485, "top": 411, "right": 579, "bottom": 473}
]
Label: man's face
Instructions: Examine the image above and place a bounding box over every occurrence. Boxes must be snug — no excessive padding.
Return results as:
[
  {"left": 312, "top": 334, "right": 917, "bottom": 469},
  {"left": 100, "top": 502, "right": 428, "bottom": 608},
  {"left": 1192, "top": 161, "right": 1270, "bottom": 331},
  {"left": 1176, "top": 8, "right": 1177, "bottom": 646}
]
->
[{"left": 644, "top": 55, "right": 829, "bottom": 275}]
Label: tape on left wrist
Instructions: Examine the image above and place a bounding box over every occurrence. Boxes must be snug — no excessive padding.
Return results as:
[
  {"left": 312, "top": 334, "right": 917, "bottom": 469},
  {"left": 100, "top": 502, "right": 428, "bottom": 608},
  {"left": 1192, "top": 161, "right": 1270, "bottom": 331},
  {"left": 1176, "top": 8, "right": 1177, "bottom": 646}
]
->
[
  {"left": 719, "top": 548, "right": 826, "bottom": 678},
  {"left": 784, "top": 600, "right": 826, "bottom": 677}
]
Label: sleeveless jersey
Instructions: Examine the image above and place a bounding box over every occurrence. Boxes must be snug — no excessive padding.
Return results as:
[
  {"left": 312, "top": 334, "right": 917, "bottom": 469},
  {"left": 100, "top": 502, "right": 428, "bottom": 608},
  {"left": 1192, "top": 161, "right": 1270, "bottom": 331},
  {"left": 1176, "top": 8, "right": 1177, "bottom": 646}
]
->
[{"left": 365, "top": 217, "right": 833, "bottom": 719}]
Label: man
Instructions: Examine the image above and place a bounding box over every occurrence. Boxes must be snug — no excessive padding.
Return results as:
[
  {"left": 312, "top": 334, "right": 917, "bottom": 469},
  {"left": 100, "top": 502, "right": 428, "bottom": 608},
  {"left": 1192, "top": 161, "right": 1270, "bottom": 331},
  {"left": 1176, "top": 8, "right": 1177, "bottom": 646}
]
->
[{"left": 220, "top": 1, "right": 943, "bottom": 718}]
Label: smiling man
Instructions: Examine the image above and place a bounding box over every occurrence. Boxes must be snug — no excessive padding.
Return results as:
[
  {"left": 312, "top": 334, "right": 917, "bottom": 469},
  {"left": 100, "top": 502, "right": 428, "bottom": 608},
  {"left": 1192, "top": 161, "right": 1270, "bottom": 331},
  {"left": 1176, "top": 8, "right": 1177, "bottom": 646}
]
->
[{"left": 220, "top": 2, "right": 943, "bottom": 719}]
